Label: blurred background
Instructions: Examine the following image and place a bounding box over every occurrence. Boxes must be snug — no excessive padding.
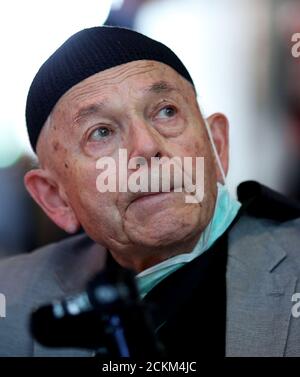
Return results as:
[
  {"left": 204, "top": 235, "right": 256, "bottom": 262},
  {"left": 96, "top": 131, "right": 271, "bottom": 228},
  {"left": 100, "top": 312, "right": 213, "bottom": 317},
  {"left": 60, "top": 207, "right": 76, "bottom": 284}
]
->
[{"left": 0, "top": 0, "right": 299, "bottom": 258}]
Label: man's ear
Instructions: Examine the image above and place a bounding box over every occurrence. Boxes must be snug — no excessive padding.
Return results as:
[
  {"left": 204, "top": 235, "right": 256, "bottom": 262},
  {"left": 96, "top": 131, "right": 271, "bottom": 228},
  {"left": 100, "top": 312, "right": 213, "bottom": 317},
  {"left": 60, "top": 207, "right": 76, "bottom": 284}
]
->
[
  {"left": 206, "top": 113, "right": 229, "bottom": 182},
  {"left": 24, "top": 169, "right": 80, "bottom": 234}
]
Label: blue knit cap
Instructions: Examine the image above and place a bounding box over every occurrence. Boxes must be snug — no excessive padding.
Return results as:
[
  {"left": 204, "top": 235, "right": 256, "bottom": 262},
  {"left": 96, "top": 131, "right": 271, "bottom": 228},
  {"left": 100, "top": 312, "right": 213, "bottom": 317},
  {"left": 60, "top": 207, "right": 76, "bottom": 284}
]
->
[{"left": 25, "top": 26, "right": 195, "bottom": 151}]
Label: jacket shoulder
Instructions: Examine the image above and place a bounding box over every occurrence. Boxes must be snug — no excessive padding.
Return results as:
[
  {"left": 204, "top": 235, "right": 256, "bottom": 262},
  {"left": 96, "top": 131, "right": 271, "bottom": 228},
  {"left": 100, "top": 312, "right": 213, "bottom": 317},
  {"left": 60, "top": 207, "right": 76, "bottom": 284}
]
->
[
  {"left": 237, "top": 180, "right": 300, "bottom": 222},
  {"left": 0, "top": 233, "right": 92, "bottom": 297},
  {"left": 229, "top": 181, "right": 300, "bottom": 275}
]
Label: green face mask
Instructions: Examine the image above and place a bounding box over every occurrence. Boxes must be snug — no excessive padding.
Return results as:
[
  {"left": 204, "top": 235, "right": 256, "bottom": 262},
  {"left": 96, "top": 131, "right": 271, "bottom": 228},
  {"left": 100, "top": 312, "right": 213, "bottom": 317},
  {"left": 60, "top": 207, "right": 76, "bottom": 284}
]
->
[{"left": 136, "top": 183, "right": 241, "bottom": 298}]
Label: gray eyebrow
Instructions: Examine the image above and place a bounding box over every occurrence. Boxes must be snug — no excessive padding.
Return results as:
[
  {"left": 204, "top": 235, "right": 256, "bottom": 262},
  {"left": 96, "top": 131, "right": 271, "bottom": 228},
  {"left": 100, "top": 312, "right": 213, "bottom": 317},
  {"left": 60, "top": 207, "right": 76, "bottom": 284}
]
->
[
  {"left": 73, "top": 103, "right": 106, "bottom": 126},
  {"left": 143, "top": 80, "right": 179, "bottom": 94}
]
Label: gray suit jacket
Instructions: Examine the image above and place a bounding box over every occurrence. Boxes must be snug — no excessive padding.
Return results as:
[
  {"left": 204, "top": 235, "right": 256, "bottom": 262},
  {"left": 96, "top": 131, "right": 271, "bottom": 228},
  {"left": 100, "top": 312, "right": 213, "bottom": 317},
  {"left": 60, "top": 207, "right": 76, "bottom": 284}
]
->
[{"left": 0, "top": 214, "right": 300, "bottom": 356}]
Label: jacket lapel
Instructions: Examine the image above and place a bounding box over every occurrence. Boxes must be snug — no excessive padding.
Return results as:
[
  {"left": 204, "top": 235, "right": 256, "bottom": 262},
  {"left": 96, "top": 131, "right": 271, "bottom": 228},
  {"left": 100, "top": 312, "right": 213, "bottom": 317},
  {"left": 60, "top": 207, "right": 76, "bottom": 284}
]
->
[{"left": 226, "top": 215, "right": 298, "bottom": 356}]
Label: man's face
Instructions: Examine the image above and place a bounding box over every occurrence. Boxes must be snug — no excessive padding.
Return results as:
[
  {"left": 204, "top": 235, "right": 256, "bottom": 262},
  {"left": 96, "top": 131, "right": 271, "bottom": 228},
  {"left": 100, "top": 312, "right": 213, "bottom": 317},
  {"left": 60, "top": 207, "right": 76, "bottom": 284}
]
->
[{"left": 34, "top": 60, "right": 222, "bottom": 267}]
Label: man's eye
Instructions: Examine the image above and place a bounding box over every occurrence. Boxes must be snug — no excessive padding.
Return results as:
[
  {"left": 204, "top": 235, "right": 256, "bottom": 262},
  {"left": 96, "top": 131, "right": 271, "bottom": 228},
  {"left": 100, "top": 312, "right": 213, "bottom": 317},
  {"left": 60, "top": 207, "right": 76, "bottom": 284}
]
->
[
  {"left": 156, "top": 106, "right": 177, "bottom": 119},
  {"left": 89, "top": 126, "right": 111, "bottom": 141}
]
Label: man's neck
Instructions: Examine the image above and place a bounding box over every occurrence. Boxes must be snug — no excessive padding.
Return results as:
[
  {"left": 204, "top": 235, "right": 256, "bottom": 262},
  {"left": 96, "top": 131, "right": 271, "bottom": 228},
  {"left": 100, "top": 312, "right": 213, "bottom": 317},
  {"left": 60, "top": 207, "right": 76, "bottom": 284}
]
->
[{"left": 108, "top": 229, "right": 203, "bottom": 273}]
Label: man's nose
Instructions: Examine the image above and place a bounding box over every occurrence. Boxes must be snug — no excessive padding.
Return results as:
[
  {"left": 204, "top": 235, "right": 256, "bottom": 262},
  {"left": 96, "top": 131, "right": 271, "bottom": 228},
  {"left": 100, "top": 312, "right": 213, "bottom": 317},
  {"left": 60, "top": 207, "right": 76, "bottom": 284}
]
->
[{"left": 127, "top": 119, "right": 163, "bottom": 163}]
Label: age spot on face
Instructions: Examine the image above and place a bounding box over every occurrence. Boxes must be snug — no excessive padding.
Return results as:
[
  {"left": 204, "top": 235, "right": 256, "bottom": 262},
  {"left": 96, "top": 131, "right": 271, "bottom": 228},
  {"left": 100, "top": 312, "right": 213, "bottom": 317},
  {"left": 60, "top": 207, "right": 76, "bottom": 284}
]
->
[{"left": 53, "top": 140, "right": 60, "bottom": 152}]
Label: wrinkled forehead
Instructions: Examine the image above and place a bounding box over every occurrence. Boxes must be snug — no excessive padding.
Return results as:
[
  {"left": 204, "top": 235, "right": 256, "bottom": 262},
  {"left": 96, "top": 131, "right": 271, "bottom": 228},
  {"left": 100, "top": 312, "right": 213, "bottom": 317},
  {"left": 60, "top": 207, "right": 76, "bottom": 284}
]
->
[{"left": 52, "top": 60, "right": 196, "bottom": 119}]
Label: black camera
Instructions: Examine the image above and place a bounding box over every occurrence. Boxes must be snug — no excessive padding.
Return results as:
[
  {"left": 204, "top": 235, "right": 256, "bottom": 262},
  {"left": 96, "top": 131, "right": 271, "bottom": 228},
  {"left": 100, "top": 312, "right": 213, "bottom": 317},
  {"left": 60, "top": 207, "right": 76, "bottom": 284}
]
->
[{"left": 30, "top": 260, "right": 163, "bottom": 358}]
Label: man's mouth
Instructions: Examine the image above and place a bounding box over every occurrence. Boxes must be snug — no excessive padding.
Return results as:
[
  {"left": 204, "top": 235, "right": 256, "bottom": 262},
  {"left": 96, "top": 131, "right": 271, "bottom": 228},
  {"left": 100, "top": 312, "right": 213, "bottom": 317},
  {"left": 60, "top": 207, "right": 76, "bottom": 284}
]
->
[
  {"left": 127, "top": 187, "right": 179, "bottom": 210},
  {"left": 131, "top": 189, "right": 174, "bottom": 203}
]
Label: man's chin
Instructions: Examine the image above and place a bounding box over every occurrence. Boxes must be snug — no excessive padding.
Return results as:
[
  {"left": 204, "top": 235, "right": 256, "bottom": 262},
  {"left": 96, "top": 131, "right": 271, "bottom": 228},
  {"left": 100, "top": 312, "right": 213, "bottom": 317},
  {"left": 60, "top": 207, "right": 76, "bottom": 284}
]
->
[
  {"left": 123, "top": 201, "right": 204, "bottom": 251},
  {"left": 125, "top": 220, "right": 200, "bottom": 250}
]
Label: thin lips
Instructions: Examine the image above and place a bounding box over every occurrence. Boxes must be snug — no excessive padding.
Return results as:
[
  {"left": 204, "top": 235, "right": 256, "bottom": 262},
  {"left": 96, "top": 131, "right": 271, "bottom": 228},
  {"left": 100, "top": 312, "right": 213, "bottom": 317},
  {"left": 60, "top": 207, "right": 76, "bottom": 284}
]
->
[{"left": 130, "top": 186, "right": 176, "bottom": 204}]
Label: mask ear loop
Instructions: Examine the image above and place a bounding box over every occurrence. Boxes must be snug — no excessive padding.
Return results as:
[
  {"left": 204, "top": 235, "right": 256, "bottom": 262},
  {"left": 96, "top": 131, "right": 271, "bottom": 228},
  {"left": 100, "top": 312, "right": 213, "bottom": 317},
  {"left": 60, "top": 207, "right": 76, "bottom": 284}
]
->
[
  {"left": 203, "top": 119, "right": 227, "bottom": 185},
  {"left": 198, "top": 119, "right": 228, "bottom": 251}
]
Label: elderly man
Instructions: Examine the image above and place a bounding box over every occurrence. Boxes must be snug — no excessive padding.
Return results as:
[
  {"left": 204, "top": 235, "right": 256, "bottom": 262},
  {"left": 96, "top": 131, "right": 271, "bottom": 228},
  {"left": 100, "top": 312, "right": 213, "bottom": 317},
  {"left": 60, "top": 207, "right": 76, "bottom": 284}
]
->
[{"left": 0, "top": 26, "right": 300, "bottom": 357}]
